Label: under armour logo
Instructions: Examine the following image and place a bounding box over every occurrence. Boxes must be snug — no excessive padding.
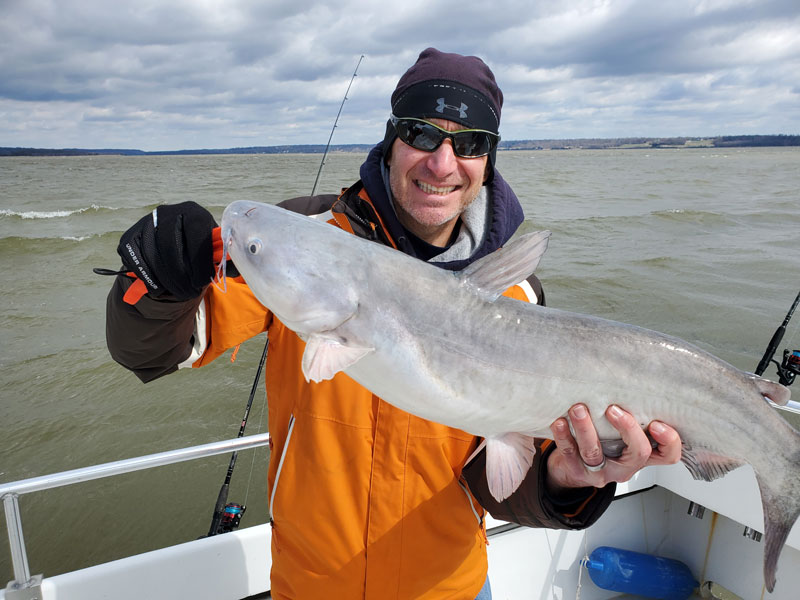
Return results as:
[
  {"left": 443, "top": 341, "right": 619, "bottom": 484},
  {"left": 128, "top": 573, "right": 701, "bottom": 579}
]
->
[{"left": 435, "top": 98, "right": 468, "bottom": 119}]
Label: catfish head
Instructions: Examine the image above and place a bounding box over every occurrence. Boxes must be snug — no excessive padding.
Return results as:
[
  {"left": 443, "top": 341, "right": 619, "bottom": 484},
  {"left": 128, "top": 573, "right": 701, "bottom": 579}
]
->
[{"left": 221, "top": 200, "right": 361, "bottom": 337}]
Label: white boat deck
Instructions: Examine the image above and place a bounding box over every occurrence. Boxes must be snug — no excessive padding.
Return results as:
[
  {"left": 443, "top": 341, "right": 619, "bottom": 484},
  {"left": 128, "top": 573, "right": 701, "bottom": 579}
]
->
[
  {"left": 480, "top": 462, "right": 798, "bottom": 599},
  {"left": 4, "top": 465, "right": 795, "bottom": 599},
  {"left": 3, "top": 407, "right": 799, "bottom": 599}
]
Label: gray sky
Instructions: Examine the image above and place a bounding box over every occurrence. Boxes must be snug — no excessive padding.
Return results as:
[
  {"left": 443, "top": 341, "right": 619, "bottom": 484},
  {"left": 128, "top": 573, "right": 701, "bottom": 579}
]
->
[{"left": 1, "top": 0, "right": 798, "bottom": 151}]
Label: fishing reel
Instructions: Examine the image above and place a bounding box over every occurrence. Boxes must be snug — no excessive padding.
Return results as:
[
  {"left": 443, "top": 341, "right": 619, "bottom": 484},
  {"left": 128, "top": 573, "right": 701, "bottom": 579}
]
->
[
  {"left": 776, "top": 349, "right": 800, "bottom": 386},
  {"left": 759, "top": 347, "right": 799, "bottom": 387},
  {"left": 209, "top": 502, "right": 246, "bottom": 535},
  {"left": 755, "top": 291, "right": 800, "bottom": 387}
]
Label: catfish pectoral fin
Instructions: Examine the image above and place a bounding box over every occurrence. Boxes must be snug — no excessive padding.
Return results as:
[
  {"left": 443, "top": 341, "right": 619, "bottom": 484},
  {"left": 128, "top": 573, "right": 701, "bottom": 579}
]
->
[{"left": 301, "top": 335, "right": 374, "bottom": 382}]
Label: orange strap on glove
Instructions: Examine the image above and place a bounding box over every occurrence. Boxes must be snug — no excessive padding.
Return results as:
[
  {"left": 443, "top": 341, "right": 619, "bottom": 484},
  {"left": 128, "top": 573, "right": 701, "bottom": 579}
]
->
[{"left": 122, "top": 274, "right": 149, "bottom": 305}]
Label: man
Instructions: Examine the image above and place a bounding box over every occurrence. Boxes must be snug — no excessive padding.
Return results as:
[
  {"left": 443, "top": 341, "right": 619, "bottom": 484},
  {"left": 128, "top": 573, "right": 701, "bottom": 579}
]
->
[{"left": 104, "top": 48, "right": 680, "bottom": 599}]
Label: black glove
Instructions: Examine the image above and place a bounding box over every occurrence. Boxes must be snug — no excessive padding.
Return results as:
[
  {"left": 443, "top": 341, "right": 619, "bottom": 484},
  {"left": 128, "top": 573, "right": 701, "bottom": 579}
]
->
[{"left": 117, "top": 201, "right": 217, "bottom": 301}]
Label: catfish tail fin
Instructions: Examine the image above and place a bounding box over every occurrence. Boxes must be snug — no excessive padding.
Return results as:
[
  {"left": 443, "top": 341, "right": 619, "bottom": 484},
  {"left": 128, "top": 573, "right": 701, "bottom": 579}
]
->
[{"left": 755, "top": 439, "right": 800, "bottom": 592}]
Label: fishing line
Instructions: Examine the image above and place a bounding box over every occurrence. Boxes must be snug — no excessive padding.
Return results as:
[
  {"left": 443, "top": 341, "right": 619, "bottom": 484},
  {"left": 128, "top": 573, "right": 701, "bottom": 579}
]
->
[
  {"left": 204, "top": 334, "right": 269, "bottom": 537},
  {"left": 576, "top": 529, "right": 589, "bottom": 600},
  {"left": 205, "top": 55, "right": 365, "bottom": 536},
  {"left": 784, "top": 304, "right": 800, "bottom": 347},
  {"left": 310, "top": 55, "right": 364, "bottom": 196},
  {"left": 243, "top": 362, "right": 269, "bottom": 507}
]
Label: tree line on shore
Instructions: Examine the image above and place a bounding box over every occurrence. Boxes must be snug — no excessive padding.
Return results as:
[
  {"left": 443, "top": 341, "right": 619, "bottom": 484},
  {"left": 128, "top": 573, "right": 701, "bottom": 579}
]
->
[{"left": 2, "top": 134, "right": 797, "bottom": 157}]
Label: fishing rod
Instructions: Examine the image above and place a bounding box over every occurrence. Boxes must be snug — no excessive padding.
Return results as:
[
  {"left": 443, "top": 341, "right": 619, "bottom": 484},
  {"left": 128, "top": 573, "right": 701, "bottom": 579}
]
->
[
  {"left": 205, "top": 55, "right": 365, "bottom": 536},
  {"left": 310, "top": 54, "right": 364, "bottom": 196},
  {"left": 205, "top": 336, "right": 269, "bottom": 536},
  {"left": 755, "top": 288, "right": 800, "bottom": 386}
]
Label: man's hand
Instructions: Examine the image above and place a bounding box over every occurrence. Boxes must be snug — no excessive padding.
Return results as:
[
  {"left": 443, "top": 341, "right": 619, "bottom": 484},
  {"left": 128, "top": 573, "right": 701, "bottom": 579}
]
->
[
  {"left": 545, "top": 403, "right": 682, "bottom": 495},
  {"left": 117, "top": 202, "right": 219, "bottom": 301}
]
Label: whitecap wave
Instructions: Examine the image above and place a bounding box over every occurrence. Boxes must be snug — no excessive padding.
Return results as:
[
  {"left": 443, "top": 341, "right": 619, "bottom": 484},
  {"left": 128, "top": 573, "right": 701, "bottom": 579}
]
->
[{"left": 0, "top": 204, "right": 118, "bottom": 219}]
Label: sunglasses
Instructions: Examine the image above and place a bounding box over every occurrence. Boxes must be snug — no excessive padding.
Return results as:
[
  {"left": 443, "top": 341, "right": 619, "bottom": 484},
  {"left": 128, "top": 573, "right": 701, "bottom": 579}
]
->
[{"left": 390, "top": 115, "right": 500, "bottom": 158}]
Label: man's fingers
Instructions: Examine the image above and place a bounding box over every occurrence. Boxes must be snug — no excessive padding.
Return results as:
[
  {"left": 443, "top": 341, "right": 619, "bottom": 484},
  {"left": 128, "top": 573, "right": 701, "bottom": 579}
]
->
[
  {"left": 646, "top": 420, "right": 682, "bottom": 465},
  {"left": 605, "top": 405, "right": 652, "bottom": 467},
  {"left": 550, "top": 418, "right": 578, "bottom": 458},
  {"left": 548, "top": 415, "right": 603, "bottom": 489},
  {"left": 568, "top": 404, "right": 604, "bottom": 467},
  {"left": 546, "top": 405, "right": 683, "bottom": 492}
]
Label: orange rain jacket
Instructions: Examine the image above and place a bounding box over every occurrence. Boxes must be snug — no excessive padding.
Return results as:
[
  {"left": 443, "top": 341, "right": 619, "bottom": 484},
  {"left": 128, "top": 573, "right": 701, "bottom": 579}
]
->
[{"left": 105, "top": 161, "right": 616, "bottom": 599}]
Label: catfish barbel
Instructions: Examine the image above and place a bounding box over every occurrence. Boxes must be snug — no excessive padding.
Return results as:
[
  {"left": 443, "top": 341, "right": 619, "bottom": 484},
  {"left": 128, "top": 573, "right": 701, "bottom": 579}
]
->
[{"left": 221, "top": 200, "right": 797, "bottom": 592}]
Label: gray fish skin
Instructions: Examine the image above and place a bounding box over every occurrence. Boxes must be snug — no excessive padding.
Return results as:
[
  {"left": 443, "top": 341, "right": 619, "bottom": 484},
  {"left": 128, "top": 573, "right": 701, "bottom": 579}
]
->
[{"left": 221, "top": 200, "right": 798, "bottom": 593}]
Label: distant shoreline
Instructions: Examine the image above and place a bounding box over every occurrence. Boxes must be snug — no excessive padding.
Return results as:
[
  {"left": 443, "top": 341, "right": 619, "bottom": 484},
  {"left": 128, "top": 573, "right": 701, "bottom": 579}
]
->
[{"left": 2, "top": 134, "right": 798, "bottom": 157}]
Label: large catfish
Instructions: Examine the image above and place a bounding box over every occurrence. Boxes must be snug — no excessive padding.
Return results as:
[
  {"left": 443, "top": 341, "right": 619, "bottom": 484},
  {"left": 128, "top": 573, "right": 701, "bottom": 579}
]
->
[{"left": 221, "top": 200, "right": 797, "bottom": 592}]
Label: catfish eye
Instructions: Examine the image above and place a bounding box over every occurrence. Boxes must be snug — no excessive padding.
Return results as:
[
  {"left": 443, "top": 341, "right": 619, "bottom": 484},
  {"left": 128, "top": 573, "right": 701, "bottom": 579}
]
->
[{"left": 248, "top": 239, "right": 262, "bottom": 255}]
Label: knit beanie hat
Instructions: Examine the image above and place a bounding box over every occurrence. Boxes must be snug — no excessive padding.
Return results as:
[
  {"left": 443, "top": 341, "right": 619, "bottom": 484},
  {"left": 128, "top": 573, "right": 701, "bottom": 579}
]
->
[{"left": 382, "top": 48, "right": 503, "bottom": 180}]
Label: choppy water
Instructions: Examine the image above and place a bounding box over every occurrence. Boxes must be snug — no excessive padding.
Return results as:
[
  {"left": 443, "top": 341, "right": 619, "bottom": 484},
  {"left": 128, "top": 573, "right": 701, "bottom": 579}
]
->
[{"left": 1, "top": 148, "right": 798, "bottom": 580}]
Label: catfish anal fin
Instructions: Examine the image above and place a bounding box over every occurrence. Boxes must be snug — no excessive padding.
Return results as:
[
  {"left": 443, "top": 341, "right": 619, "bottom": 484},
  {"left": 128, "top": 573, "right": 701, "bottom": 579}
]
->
[{"left": 680, "top": 445, "right": 744, "bottom": 482}]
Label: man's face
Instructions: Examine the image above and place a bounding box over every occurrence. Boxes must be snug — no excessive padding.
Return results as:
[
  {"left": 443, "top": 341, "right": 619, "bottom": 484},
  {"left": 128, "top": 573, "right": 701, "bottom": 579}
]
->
[{"left": 387, "top": 118, "right": 488, "bottom": 245}]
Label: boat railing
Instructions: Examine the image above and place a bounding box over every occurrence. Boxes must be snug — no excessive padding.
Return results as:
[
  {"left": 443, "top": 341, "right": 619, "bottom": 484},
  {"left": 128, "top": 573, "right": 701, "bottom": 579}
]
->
[
  {"left": 3, "top": 400, "right": 799, "bottom": 596},
  {"left": 771, "top": 399, "right": 800, "bottom": 415},
  {"left": 0, "top": 432, "right": 271, "bottom": 597}
]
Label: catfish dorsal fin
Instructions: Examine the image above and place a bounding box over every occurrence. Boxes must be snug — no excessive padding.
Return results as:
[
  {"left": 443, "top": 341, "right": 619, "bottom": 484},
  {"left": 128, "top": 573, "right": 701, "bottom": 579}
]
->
[{"left": 459, "top": 230, "right": 551, "bottom": 301}]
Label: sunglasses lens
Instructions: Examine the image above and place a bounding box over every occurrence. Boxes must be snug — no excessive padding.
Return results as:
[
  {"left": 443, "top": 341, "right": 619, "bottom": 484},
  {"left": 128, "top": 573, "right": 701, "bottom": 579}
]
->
[
  {"left": 452, "top": 132, "right": 493, "bottom": 158},
  {"left": 392, "top": 118, "right": 497, "bottom": 158},
  {"left": 396, "top": 120, "right": 442, "bottom": 152}
]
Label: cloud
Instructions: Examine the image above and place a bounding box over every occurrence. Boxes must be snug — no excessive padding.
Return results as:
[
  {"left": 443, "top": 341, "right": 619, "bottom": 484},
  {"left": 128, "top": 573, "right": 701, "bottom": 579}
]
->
[{"left": 0, "top": 0, "right": 798, "bottom": 150}]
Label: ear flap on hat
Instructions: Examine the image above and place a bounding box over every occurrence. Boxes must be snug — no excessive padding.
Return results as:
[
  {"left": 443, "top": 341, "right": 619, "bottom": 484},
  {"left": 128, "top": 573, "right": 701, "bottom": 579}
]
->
[{"left": 381, "top": 119, "right": 397, "bottom": 162}]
